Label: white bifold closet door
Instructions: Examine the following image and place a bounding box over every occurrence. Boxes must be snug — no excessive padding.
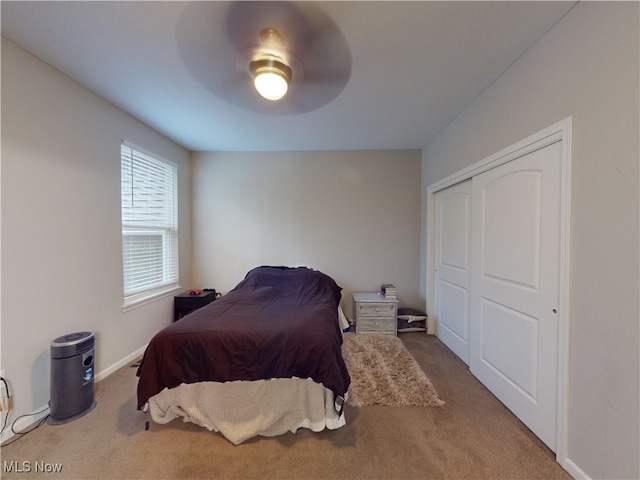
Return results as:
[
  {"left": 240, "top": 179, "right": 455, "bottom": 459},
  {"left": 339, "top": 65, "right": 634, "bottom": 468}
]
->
[{"left": 435, "top": 141, "right": 562, "bottom": 452}]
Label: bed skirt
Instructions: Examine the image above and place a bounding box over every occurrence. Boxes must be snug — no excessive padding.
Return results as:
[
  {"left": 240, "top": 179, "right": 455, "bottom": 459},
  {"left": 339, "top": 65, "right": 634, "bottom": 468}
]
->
[{"left": 145, "top": 377, "right": 347, "bottom": 445}]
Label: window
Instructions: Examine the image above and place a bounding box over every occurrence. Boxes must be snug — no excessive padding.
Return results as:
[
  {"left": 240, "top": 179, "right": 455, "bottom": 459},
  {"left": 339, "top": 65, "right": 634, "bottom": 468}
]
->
[{"left": 121, "top": 142, "right": 179, "bottom": 308}]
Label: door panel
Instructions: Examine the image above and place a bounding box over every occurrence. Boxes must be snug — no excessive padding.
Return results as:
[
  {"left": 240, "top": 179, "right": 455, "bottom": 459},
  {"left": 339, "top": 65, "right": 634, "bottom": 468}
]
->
[
  {"left": 482, "top": 172, "right": 541, "bottom": 289},
  {"left": 470, "top": 141, "right": 561, "bottom": 451},
  {"left": 434, "top": 179, "right": 471, "bottom": 363},
  {"left": 439, "top": 280, "right": 468, "bottom": 341},
  {"left": 480, "top": 298, "right": 538, "bottom": 400},
  {"left": 440, "top": 193, "right": 469, "bottom": 269}
]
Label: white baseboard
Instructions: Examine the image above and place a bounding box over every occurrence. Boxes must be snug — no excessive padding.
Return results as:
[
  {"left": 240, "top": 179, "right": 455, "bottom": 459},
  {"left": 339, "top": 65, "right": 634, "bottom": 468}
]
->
[
  {"left": 95, "top": 344, "right": 147, "bottom": 382},
  {"left": 1, "top": 344, "right": 148, "bottom": 445},
  {"left": 562, "top": 457, "right": 591, "bottom": 480},
  {"left": 1, "top": 406, "right": 50, "bottom": 444}
]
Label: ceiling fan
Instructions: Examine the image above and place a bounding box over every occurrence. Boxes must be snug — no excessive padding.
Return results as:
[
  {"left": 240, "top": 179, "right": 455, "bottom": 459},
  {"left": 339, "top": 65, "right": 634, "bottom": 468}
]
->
[
  {"left": 176, "top": 1, "right": 352, "bottom": 114},
  {"left": 247, "top": 27, "right": 296, "bottom": 101}
]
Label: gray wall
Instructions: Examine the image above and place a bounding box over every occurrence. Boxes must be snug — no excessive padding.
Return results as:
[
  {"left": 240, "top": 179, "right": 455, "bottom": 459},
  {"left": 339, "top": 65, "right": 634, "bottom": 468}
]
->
[
  {"left": 3, "top": 3, "right": 638, "bottom": 477},
  {"left": 1, "top": 38, "right": 192, "bottom": 438},
  {"left": 191, "top": 150, "right": 422, "bottom": 316},
  {"left": 421, "top": 3, "right": 639, "bottom": 479}
]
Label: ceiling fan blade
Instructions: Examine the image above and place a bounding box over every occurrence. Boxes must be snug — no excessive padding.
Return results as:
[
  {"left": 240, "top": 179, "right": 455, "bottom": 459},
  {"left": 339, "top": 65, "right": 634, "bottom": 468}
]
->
[{"left": 175, "top": 1, "right": 351, "bottom": 114}]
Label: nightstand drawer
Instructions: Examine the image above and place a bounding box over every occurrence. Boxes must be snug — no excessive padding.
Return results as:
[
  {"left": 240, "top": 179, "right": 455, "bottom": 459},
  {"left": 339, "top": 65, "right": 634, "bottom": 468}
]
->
[
  {"left": 353, "top": 292, "right": 398, "bottom": 336},
  {"left": 357, "top": 302, "right": 397, "bottom": 318},
  {"left": 356, "top": 317, "right": 396, "bottom": 334}
]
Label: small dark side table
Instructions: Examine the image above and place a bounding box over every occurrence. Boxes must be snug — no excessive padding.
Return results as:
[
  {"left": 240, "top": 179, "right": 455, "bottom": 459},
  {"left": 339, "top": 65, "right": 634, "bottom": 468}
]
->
[{"left": 173, "top": 289, "right": 217, "bottom": 322}]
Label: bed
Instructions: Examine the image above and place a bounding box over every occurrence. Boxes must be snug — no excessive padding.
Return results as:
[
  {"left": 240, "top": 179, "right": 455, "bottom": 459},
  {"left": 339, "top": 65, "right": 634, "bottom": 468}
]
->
[{"left": 136, "top": 266, "right": 351, "bottom": 444}]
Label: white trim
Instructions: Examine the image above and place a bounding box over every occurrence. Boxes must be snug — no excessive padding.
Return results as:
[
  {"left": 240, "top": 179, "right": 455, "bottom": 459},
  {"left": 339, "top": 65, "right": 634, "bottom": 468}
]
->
[
  {"left": 0, "top": 344, "right": 149, "bottom": 444},
  {"left": 425, "top": 117, "right": 572, "bottom": 471},
  {"left": 563, "top": 458, "right": 592, "bottom": 480},
  {"left": 427, "top": 120, "right": 566, "bottom": 193},
  {"left": 122, "top": 284, "right": 182, "bottom": 312},
  {"left": 0, "top": 404, "right": 50, "bottom": 444},
  {"left": 95, "top": 344, "right": 148, "bottom": 382},
  {"left": 121, "top": 139, "right": 178, "bottom": 170},
  {"left": 555, "top": 118, "right": 573, "bottom": 475}
]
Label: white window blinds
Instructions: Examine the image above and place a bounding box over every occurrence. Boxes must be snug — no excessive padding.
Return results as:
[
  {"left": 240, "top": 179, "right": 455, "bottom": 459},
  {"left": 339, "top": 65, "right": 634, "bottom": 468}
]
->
[{"left": 121, "top": 143, "right": 178, "bottom": 302}]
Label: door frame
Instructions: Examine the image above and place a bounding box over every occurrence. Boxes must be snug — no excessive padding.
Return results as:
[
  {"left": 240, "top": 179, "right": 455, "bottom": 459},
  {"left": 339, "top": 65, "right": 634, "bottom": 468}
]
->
[{"left": 425, "top": 117, "right": 572, "bottom": 467}]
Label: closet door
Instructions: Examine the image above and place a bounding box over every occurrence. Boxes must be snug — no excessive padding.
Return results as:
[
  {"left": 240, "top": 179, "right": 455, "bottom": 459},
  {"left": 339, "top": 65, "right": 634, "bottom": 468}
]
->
[
  {"left": 469, "top": 141, "right": 562, "bottom": 451},
  {"left": 434, "top": 180, "right": 472, "bottom": 363}
]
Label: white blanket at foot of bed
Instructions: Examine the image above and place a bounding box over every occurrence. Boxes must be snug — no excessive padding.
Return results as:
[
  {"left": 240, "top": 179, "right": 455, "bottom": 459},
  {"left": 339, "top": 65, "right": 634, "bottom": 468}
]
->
[{"left": 146, "top": 377, "right": 346, "bottom": 445}]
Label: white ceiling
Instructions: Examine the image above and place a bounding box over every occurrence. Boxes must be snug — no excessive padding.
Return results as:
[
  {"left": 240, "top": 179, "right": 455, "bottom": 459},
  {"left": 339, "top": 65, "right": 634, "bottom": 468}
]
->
[{"left": 1, "top": 1, "right": 577, "bottom": 152}]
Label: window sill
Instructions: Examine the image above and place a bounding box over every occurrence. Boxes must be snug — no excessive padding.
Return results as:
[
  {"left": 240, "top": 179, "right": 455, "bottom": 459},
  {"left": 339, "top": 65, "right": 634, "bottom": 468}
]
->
[{"left": 122, "top": 285, "right": 182, "bottom": 312}]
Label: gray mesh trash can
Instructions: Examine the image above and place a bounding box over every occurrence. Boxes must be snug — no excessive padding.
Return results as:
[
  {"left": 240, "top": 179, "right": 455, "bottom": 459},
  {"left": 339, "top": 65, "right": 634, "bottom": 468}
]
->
[{"left": 48, "top": 331, "right": 97, "bottom": 425}]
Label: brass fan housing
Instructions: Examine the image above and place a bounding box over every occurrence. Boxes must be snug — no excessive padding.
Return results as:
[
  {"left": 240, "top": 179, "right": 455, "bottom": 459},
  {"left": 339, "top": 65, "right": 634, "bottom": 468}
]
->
[{"left": 249, "top": 28, "right": 294, "bottom": 101}]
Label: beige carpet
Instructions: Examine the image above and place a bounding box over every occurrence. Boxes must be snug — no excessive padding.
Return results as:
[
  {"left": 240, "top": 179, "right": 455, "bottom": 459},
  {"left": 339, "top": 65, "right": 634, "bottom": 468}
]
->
[
  {"left": 0, "top": 333, "right": 572, "bottom": 480},
  {"left": 342, "top": 333, "right": 445, "bottom": 407}
]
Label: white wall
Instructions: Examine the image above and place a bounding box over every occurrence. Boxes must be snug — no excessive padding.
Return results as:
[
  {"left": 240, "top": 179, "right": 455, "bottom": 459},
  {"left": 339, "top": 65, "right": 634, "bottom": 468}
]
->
[
  {"left": 191, "top": 150, "right": 422, "bottom": 316},
  {"left": 421, "top": 3, "right": 639, "bottom": 479},
  {"left": 1, "top": 38, "right": 191, "bottom": 438}
]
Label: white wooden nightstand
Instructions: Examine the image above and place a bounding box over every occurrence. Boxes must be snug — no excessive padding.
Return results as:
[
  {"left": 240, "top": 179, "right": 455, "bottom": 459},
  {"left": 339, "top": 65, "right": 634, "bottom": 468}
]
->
[{"left": 352, "top": 292, "right": 398, "bottom": 336}]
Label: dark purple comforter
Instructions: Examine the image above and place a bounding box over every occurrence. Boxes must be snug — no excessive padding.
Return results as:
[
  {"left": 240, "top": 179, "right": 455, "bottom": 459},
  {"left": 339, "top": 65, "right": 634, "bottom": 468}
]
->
[{"left": 136, "top": 266, "right": 350, "bottom": 411}]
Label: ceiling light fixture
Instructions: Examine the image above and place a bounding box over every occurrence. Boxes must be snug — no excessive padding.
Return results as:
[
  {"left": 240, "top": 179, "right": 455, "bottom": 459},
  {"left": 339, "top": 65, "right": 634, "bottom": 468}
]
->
[{"left": 250, "top": 57, "right": 292, "bottom": 101}]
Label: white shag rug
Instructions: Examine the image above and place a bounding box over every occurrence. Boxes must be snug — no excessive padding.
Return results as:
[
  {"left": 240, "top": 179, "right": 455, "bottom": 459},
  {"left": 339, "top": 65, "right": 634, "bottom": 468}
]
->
[{"left": 342, "top": 333, "right": 445, "bottom": 407}]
